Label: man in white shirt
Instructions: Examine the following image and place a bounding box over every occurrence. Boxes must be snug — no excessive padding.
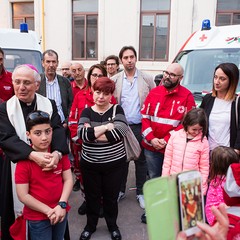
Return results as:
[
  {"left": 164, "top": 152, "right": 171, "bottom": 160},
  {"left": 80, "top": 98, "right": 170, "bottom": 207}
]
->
[{"left": 38, "top": 49, "right": 73, "bottom": 129}]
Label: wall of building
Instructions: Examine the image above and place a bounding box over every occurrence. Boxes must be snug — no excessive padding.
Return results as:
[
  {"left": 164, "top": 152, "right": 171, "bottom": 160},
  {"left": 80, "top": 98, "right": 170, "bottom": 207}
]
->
[{"left": 0, "top": 0, "right": 218, "bottom": 76}]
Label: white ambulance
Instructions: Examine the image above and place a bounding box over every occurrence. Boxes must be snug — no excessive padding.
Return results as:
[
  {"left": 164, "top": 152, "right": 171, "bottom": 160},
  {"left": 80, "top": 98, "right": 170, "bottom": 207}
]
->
[
  {"left": 173, "top": 20, "right": 240, "bottom": 105},
  {"left": 0, "top": 23, "right": 42, "bottom": 73}
]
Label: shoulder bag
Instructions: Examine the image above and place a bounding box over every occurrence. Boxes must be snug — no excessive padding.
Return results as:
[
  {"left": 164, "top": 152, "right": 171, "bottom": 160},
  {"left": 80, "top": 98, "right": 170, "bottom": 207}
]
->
[{"left": 112, "top": 104, "right": 141, "bottom": 162}]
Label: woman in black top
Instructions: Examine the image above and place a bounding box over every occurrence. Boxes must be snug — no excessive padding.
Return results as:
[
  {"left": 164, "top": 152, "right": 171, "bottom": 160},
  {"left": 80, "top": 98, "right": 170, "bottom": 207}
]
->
[
  {"left": 78, "top": 77, "right": 128, "bottom": 240},
  {"left": 200, "top": 62, "right": 240, "bottom": 153}
]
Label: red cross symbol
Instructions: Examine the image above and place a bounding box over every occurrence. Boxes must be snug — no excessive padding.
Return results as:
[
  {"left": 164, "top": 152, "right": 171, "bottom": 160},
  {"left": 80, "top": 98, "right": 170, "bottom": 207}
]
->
[{"left": 199, "top": 34, "right": 207, "bottom": 42}]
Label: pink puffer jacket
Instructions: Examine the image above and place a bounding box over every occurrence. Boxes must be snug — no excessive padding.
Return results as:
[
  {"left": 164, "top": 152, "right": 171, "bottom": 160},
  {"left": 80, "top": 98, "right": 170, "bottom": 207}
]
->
[{"left": 162, "top": 129, "right": 209, "bottom": 194}]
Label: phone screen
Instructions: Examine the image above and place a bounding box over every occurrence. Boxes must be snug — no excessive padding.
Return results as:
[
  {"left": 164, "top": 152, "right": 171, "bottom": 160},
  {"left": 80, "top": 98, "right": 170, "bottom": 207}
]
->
[{"left": 177, "top": 171, "right": 205, "bottom": 236}]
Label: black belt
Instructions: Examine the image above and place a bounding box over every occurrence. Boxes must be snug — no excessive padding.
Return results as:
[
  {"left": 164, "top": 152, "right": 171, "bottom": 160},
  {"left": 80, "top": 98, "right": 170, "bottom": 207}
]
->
[{"left": 129, "top": 123, "right": 142, "bottom": 126}]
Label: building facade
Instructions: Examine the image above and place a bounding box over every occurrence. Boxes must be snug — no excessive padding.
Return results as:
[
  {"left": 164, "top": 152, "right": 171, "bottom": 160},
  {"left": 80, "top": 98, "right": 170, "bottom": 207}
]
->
[{"left": 0, "top": 0, "right": 239, "bottom": 75}]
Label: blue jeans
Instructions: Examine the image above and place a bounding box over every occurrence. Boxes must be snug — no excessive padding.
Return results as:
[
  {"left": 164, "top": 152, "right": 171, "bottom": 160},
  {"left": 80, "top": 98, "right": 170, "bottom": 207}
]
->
[
  {"left": 28, "top": 214, "right": 68, "bottom": 240},
  {"left": 144, "top": 149, "right": 164, "bottom": 179}
]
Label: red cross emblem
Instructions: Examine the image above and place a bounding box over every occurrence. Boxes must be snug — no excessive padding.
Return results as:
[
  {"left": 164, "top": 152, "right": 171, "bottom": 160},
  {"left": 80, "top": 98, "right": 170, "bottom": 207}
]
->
[{"left": 199, "top": 34, "right": 207, "bottom": 42}]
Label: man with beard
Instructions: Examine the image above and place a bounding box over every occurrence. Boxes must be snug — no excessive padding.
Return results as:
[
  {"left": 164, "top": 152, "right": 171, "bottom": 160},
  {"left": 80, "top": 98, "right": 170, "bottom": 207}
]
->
[
  {"left": 112, "top": 46, "right": 155, "bottom": 210},
  {"left": 141, "top": 63, "right": 196, "bottom": 179}
]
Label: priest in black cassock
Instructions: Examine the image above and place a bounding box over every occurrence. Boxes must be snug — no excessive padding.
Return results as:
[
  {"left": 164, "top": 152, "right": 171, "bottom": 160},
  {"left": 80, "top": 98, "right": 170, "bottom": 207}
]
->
[{"left": 0, "top": 64, "right": 69, "bottom": 240}]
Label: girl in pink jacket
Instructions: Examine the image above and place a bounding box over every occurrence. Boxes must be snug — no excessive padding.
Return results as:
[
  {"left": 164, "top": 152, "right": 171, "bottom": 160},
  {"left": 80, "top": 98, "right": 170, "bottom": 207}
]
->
[
  {"left": 162, "top": 108, "right": 209, "bottom": 194},
  {"left": 205, "top": 146, "right": 239, "bottom": 225}
]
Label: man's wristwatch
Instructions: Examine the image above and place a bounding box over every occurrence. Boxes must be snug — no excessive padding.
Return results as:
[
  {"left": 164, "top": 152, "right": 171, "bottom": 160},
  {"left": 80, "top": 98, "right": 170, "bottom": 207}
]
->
[
  {"left": 54, "top": 150, "right": 62, "bottom": 160},
  {"left": 58, "top": 201, "right": 67, "bottom": 209}
]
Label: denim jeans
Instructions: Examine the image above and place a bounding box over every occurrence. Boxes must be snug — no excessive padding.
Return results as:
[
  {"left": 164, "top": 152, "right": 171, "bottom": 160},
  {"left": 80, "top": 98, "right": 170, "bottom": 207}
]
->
[
  {"left": 144, "top": 149, "right": 164, "bottom": 179},
  {"left": 28, "top": 214, "right": 68, "bottom": 240}
]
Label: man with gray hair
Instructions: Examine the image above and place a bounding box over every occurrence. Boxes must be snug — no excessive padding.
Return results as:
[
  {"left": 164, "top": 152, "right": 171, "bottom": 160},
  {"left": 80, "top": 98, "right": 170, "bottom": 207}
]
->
[{"left": 0, "top": 64, "right": 69, "bottom": 239}]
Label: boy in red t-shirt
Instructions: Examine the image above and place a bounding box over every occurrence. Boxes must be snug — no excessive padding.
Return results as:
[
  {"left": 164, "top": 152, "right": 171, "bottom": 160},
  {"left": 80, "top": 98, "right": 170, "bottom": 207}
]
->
[{"left": 14, "top": 110, "right": 73, "bottom": 240}]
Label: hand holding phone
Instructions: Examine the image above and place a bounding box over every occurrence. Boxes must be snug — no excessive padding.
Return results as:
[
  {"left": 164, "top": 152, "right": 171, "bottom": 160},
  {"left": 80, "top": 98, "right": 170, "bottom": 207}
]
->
[{"left": 177, "top": 171, "right": 205, "bottom": 237}]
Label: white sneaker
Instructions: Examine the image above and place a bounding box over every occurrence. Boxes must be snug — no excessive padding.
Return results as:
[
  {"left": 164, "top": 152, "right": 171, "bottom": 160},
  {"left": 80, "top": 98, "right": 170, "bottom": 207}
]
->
[
  {"left": 117, "top": 191, "right": 126, "bottom": 202},
  {"left": 137, "top": 194, "right": 145, "bottom": 209}
]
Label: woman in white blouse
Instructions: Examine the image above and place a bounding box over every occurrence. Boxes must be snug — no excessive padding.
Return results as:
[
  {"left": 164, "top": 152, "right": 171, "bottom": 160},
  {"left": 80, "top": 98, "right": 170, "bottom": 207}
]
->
[{"left": 200, "top": 62, "right": 240, "bottom": 154}]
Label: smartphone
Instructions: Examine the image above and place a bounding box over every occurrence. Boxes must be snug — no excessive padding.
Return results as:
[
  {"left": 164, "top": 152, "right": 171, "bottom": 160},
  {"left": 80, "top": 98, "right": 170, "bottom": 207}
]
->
[{"left": 177, "top": 171, "right": 205, "bottom": 237}]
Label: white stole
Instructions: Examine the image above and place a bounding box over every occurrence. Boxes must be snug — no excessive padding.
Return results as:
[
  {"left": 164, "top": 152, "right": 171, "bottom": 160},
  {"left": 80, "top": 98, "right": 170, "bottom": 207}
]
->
[{"left": 6, "top": 93, "right": 53, "bottom": 217}]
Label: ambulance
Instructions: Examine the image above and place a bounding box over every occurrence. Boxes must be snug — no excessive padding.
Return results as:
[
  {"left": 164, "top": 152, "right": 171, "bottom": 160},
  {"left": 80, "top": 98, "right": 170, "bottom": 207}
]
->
[
  {"left": 173, "top": 19, "right": 240, "bottom": 105},
  {"left": 0, "top": 23, "right": 42, "bottom": 73}
]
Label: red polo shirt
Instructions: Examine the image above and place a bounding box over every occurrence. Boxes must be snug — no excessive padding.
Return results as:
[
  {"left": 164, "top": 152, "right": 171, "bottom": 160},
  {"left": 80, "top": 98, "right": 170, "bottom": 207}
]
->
[{"left": 71, "top": 79, "right": 88, "bottom": 97}]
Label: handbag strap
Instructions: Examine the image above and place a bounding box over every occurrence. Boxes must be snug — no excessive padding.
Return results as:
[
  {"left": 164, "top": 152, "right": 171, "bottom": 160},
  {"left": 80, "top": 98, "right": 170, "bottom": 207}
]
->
[
  {"left": 236, "top": 95, "right": 239, "bottom": 129},
  {"left": 112, "top": 104, "right": 118, "bottom": 120}
]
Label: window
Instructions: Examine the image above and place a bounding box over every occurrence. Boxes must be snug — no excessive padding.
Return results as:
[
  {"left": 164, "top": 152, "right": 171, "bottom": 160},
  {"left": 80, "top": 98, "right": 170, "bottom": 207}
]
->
[
  {"left": 72, "top": 0, "right": 98, "bottom": 60},
  {"left": 140, "top": 0, "right": 170, "bottom": 61},
  {"left": 216, "top": 0, "right": 240, "bottom": 26},
  {"left": 12, "top": 2, "right": 34, "bottom": 30}
]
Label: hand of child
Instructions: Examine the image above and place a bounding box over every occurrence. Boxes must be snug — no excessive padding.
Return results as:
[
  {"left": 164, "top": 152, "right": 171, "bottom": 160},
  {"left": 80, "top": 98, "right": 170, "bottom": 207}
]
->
[
  {"left": 53, "top": 205, "right": 66, "bottom": 223},
  {"left": 46, "top": 208, "right": 57, "bottom": 225}
]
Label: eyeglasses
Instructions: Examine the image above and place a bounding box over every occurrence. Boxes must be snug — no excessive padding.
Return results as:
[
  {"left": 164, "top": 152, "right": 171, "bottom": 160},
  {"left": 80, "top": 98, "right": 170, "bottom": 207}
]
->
[
  {"left": 163, "top": 71, "right": 182, "bottom": 79},
  {"left": 106, "top": 63, "right": 116, "bottom": 66},
  {"left": 27, "top": 111, "right": 50, "bottom": 120},
  {"left": 91, "top": 73, "right": 103, "bottom": 78},
  {"left": 61, "top": 68, "right": 69, "bottom": 71},
  {"left": 13, "top": 79, "right": 36, "bottom": 86}
]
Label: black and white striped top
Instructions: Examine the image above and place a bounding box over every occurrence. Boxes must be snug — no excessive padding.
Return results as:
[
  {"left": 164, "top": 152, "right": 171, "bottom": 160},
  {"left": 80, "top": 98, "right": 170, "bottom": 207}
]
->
[{"left": 78, "top": 105, "right": 128, "bottom": 163}]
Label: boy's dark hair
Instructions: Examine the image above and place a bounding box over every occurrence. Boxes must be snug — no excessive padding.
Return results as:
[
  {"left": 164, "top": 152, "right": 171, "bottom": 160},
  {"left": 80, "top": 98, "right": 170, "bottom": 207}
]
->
[
  {"left": 182, "top": 108, "right": 208, "bottom": 141},
  {"left": 209, "top": 146, "right": 239, "bottom": 184},
  {"left": 26, "top": 110, "right": 51, "bottom": 131}
]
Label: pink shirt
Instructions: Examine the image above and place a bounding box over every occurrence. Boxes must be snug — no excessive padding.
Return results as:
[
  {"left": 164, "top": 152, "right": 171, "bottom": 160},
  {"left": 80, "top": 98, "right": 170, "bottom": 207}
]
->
[{"left": 205, "top": 176, "right": 226, "bottom": 225}]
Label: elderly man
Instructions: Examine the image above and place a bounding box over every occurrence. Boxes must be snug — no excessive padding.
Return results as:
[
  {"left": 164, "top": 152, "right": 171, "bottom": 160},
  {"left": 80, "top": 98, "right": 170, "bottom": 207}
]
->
[
  {"left": 0, "top": 64, "right": 69, "bottom": 239},
  {"left": 70, "top": 62, "right": 87, "bottom": 97}
]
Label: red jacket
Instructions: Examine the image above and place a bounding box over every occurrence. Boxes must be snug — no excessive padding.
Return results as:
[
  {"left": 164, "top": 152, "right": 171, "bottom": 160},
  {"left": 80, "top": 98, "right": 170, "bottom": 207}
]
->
[
  {"left": 68, "top": 88, "right": 116, "bottom": 138},
  {"left": 141, "top": 84, "right": 196, "bottom": 153},
  {"left": 0, "top": 69, "right": 14, "bottom": 101}
]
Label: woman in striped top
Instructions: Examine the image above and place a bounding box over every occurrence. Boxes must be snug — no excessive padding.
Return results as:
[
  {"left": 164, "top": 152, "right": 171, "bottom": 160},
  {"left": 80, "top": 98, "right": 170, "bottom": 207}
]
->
[{"left": 77, "top": 77, "right": 128, "bottom": 240}]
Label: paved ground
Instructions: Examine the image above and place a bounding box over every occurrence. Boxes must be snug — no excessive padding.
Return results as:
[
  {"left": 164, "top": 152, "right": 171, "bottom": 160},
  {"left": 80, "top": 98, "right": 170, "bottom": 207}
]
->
[{"left": 68, "top": 161, "right": 148, "bottom": 240}]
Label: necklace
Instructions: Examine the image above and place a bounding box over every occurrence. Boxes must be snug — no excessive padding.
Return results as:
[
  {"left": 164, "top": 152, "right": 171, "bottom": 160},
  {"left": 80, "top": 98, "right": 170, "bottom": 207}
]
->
[{"left": 93, "top": 104, "right": 112, "bottom": 115}]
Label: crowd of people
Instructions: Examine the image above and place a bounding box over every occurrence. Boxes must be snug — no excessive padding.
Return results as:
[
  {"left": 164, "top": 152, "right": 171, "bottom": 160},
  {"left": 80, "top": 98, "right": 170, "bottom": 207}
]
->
[{"left": 0, "top": 44, "right": 240, "bottom": 240}]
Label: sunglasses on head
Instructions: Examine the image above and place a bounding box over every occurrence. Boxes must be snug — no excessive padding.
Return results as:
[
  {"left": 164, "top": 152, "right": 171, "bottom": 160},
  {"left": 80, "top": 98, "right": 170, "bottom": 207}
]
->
[{"left": 27, "top": 111, "right": 50, "bottom": 120}]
